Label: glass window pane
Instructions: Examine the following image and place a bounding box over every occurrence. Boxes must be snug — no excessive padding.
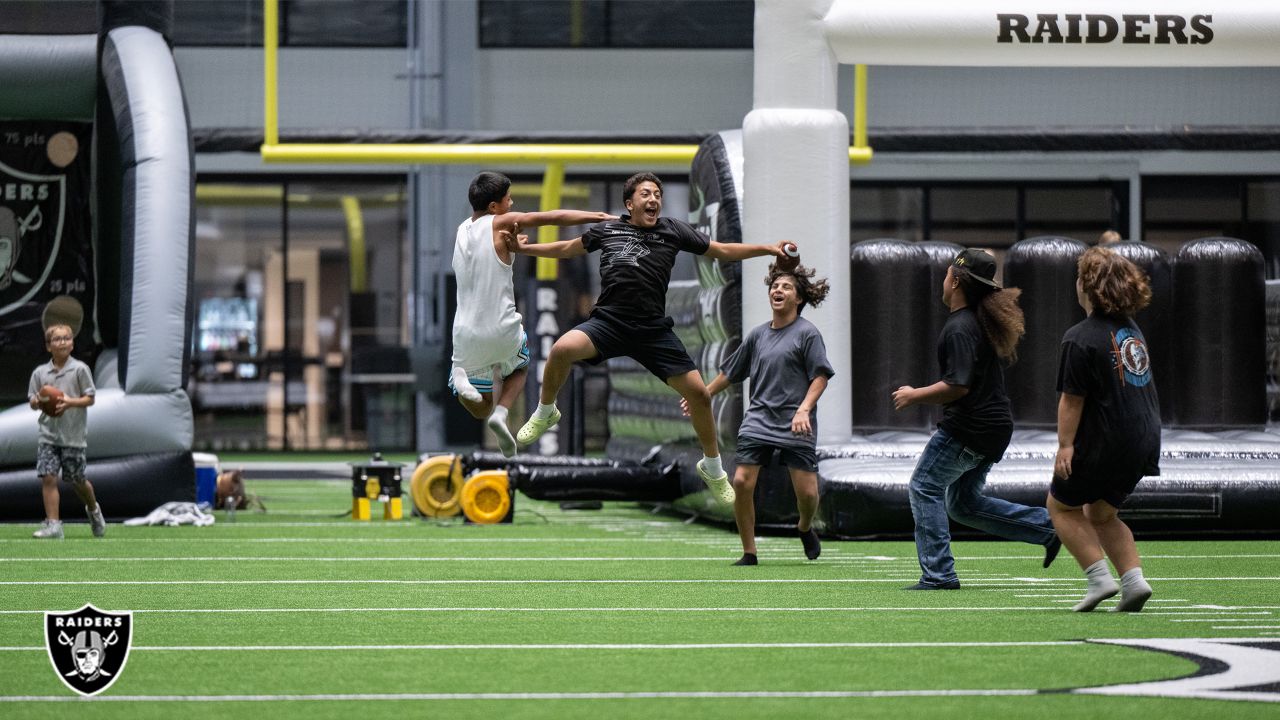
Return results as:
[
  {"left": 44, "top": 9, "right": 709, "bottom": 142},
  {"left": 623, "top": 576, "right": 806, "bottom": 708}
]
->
[
  {"left": 173, "top": 0, "right": 262, "bottom": 47},
  {"left": 850, "top": 186, "right": 925, "bottom": 242},
  {"left": 479, "top": 0, "right": 751, "bottom": 49},
  {"left": 929, "top": 186, "right": 1017, "bottom": 247},
  {"left": 283, "top": 0, "right": 407, "bottom": 47},
  {"left": 608, "top": 1, "right": 753, "bottom": 49},
  {"left": 1025, "top": 185, "right": 1118, "bottom": 241},
  {"left": 191, "top": 184, "right": 281, "bottom": 450},
  {"left": 479, "top": 0, "right": 607, "bottom": 48}
]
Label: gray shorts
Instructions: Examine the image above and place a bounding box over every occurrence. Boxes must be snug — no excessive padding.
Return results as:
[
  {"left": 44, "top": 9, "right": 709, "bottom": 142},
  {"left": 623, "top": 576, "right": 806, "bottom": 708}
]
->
[{"left": 36, "top": 443, "right": 87, "bottom": 484}]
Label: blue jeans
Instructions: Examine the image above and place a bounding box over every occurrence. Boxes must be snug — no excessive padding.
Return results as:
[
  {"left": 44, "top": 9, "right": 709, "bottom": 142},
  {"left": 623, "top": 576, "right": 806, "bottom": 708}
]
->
[{"left": 908, "top": 428, "right": 1055, "bottom": 586}]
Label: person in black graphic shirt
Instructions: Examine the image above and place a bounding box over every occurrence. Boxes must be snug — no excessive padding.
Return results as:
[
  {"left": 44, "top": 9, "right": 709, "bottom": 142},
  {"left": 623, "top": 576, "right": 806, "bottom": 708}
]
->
[
  {"left": 892, "top": 248, "right": 1060, "bottom": 590},
  {"left": 1049, "top": 246, "right": 1160, "bottom": 613},
  {"left": 508, "top": 172, "right": 791, "bottom": 504}
]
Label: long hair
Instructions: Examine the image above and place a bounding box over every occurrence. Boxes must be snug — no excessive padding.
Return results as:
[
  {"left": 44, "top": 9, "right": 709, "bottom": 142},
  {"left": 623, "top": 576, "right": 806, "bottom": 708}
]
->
[
  {"left": 955, "top": 267, "right": 1024, "bottom": 364},
  {"left": 764, "top": 263, "right": 830, "bottom": 313},
  {"left": 1077, "top": 246, "right": 1151, "bottom": 317}
]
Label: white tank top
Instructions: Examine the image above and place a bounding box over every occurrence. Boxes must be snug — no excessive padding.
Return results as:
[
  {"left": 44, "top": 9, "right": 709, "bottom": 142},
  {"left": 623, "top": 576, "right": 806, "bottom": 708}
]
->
[{"left": 451, "top": 214, "right": 524, "bottom": 370}]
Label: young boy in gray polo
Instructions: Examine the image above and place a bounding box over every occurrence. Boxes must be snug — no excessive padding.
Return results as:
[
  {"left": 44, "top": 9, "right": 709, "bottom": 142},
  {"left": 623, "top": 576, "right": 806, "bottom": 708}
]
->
[
  {"left": 28, "top": 323, "right": 104, "bottom": 539},
  {"left": 688, "top": 263, "right": 834, "bottom": 565}
]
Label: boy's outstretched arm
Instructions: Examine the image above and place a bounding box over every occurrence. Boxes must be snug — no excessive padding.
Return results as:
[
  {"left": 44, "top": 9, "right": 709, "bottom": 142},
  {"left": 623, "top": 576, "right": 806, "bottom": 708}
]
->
[
  {"left": 705, "top": 239, "right": 792, "bottom": 262},
  {"left": 501, "top": 230, "right": 587, "bottom": 259},
  {"left": 494, "top": 210, "right": 616, "bottom": 234}
]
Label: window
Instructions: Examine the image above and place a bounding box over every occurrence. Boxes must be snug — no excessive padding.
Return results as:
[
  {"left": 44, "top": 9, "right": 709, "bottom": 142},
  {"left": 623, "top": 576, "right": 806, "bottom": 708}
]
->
[
  {"left": 1144, "top": 176, "right": 1280, "bottom": 277},
  {"left": 851, "top": 182, "right": 1127, "bottom": 248},
  {"left": 172, "top": 0, "right": 407, "bottom": 48},
  {"left": 479, "top": 0, "right": 753, "bottom": 49},
  {"left": 190, "top": 177, "right": 412, "bottom": 451}
]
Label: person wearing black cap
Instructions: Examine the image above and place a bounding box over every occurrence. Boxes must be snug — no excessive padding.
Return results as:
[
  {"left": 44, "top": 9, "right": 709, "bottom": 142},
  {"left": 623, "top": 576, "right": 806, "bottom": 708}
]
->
[{"left": 892, "top": 248, "right": 1060, "bottom": 590}]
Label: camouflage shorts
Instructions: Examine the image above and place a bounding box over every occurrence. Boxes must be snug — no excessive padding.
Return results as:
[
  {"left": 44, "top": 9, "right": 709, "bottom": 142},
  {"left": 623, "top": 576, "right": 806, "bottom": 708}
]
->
[{"left": 36, "top": 443, "right": 87, "bottom": 484}]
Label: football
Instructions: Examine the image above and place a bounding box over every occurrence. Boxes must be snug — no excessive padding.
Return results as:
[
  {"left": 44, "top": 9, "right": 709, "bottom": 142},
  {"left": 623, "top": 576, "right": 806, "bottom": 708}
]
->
[
  {"left": 777, "top": 242, "right": 801, "bottom": 271},
  {"left": 38, "top": 385, "right": 64, "bottom": 417}
]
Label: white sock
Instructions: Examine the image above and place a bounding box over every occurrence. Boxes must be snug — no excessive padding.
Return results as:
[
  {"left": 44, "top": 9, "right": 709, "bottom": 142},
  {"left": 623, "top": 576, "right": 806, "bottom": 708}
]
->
[
  {"left": 1073, "top": 559, "right": 1120, "bottom": 612},
  {"left": 451, "top": 367, "right": 481, "bottom": 403},
  {"left": 1115, "top": 567, "right": 1153, "bottom": 612},
  {"left": 535, "top": 402, "right": 558, "bottom": 419},
  {"left": 699, "top": 455, "right": 724, "bottom": 477},
  {"left": 487, "top": 407, "right": 516, "bottom": 458}
]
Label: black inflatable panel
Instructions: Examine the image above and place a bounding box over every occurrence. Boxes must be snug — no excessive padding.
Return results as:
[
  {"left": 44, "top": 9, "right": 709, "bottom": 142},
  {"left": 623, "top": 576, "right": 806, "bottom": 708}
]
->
[
  {"left": 850, "top": 239, "right": 933, "bottom": 431},
  {"left": 1173, "top": 237, "right": 1266, "bottom": 429},
  {"left": 816, "top": 430, "right": 1280, "bottom": 538},
  {"left": 0, "top": 451, "right": 194, "bottom": 522},
  {"left": 1003, "top": 236, "right": 1087, "bottom": 427},
  {"left": 458, "top": 450, "right": 683, "bottom": 503}
]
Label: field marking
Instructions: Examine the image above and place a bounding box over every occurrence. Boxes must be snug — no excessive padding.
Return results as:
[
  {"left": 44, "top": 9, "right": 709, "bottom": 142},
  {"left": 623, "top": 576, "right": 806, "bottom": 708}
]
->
[
  {"left": 1211, "top": 626, "right": 1280, "bottom": 630},
  {"left": 6, "top": 576, "right": 1277, "bottom": 587},
  {"left": 1079, "top": 638, "right": 1280, "bottom": 703},
  {"left": 0, "top": 640, "right": 1085, "bottom": 652},
  {"left": 1141, "top": 611, "right": 1272, "bottom": 616},
  {"left": 1170, "top": 618, "right": 1272, "bottom": 623},
  {"left": 0, "top": 605, "right": 1081, "bottom": 616},
  {"left": 0, "top": 688, "right": 1041, "bottom": 702},
  {"left": 0, "top": 556, "right": 836, "bottom": 563}
]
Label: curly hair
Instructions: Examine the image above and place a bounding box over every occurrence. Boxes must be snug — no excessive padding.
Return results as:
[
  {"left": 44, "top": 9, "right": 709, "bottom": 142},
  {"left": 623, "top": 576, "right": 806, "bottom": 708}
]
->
[
  {"left": 1077, "top": 246, "right": 1152, "bottom": 317},
  {"left": 764, "top": 263, "right": 830, "bottom": 313},
  {"left": 955, "top": 267, "right": 1024, "bottom": 364}
]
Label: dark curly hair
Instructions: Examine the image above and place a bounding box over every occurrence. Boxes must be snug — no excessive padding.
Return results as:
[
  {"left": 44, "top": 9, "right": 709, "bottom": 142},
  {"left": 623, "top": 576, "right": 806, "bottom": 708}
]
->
[
  {"left": 954, "top": 267, "right": 1025, "bottom": 364},
  {"left": 764, "top": 263, "right": 830, "bottom": 314},
  {"left": 1077, "top": 246, "right": 1152, "bottom": 317}
]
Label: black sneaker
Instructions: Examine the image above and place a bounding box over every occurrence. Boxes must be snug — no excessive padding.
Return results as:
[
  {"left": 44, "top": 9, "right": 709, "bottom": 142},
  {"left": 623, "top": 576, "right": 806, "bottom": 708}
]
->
[
  {"left": 799, "top": 528, "right": 821, "bottom": 560},
  {"left": 903, "top": 580, "right": 960, "bottom": 590},
  {"left": 1043, "top": 536, "right": 1062, "bottom": 569},
  {"left": 732, "top": 553, "right": 758, "bottom": 566}
]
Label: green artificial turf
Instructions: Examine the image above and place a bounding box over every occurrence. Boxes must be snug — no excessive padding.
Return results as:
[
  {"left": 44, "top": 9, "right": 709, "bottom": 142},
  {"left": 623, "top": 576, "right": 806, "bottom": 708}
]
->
[{"left": 1, "top": 478, "right": 1277, "bottom": 719}]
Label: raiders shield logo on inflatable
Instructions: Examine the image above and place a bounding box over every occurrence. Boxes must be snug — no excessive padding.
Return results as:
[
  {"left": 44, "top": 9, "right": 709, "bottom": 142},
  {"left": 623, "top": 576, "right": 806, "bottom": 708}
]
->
[
  {"left": 0, "top": 158, "right": 65, "bottom": 317},
  {"left": 44, "top": 604, "right": 133, "bottom": 696}
]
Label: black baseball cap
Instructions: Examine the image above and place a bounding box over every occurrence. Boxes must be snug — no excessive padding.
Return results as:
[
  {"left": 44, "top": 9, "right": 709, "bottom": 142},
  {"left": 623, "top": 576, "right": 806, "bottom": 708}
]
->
[{"left": 952, "top": 248, "right": 1001, "bottom": 288}]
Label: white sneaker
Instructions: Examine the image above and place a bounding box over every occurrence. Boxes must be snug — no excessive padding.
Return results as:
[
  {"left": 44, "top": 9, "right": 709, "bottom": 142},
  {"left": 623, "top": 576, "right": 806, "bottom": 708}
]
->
[
  {"left": 87, "top": 504, "right": 106, "bottom": 538},
  {"left": 33, "top": 519, "right": 64, "bottom": 539}
]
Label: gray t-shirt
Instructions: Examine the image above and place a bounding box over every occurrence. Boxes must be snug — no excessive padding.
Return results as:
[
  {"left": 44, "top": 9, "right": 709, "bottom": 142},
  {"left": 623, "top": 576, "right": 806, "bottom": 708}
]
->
[
  {"left": 28, "top": 356, "right": 95, "bottom": 448},
  {"left": 720, "top": 316, "right": 834, "bottom": 449}
]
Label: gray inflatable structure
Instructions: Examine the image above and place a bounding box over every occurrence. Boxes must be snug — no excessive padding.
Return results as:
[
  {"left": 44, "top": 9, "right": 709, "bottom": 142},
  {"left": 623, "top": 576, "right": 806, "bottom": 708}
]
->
[
  {"left": 0, "top": 19, "right": 195, "bottom": 520},
  {"left": 600, "top": 130, "right": 1280, "bottom": 538}
]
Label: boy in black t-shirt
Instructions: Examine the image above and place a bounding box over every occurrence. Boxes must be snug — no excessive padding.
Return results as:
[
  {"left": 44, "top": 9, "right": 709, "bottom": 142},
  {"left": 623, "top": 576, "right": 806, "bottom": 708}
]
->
[
  {"left": 892, "top": 249, "right": 1060, "bottom": 590},
  {"left": 1049, "top": 246, "right": 1160, "bottom": 613},
  {"left": 509, "top": 172, "right": 791, "bottom": 504}
]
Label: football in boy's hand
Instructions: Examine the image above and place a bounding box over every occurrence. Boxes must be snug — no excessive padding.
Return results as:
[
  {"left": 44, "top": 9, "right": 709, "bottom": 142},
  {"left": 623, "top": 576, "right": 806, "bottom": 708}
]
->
[
  {"left": 777, "top": 242, "right": 800, "bottom": 271},
  {"left": 38, "top": 386, "right": 64, "bottom": 417}
]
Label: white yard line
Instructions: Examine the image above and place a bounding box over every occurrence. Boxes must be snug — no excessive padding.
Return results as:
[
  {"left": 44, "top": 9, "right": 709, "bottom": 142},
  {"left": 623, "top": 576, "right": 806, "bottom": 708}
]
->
[
  {"left": 6, "top": 576, "right": 1276, "bottom": 587},
  {"left": 0, "top": 640, "right": 1084, "bottom": 652},
  {"left": 0, "top": 605, "right": 1076, "bottom": 615},
  {"left": 0, "top": 688, "right": 1042, "bottom": 702}
]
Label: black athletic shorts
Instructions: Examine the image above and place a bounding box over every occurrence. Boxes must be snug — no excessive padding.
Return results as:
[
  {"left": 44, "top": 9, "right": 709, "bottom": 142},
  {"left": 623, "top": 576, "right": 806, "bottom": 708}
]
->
[
  {"left": 575, "top": 306, "right": 696, "bottom": 380},
  {"left": 734, "top": 435, "right": 819, "bottom": 473},
  {"left": 1050, "top": 468, "right": 1142, "bottom": 508}
]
